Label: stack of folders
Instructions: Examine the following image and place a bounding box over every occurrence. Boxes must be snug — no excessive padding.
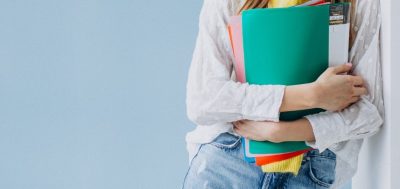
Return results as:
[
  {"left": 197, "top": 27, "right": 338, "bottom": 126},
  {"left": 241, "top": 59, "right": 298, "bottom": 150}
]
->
[{"left": 227, "top": 0, "right": 351, "bottom": 174}]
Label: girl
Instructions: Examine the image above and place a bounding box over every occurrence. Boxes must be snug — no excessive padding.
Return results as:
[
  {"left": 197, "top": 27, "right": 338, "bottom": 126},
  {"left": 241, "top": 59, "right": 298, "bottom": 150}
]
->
[{"left": 183, "top": 0, "right": 384, "bottom": 188}]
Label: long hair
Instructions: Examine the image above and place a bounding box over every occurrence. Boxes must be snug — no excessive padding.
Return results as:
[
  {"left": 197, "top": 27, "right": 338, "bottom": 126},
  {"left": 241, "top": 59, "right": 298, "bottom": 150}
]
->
[
  {"left": 238, "top": 0, "right": 357, "bottom": 45},
  {"left": 238, "top": 0, "right": 270, "bottom": 13}
]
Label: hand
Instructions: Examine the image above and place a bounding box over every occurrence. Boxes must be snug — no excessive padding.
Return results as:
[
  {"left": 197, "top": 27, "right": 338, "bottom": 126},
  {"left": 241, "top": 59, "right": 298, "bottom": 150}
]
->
[
  {"left": 311, "top": 63, "right": 367, "bottom": 111},
  {"left": 233, "top": 119, "right": 316, "bottom": 143},
  {"left": 233, "top": 120, "right": 283, "bottom": 143}
]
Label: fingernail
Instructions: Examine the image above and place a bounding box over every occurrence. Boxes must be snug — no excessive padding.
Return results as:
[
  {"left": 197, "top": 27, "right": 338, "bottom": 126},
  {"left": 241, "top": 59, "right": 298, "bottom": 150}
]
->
[{"left": 346, "top": 63, "right": 352, "bottom": 66}]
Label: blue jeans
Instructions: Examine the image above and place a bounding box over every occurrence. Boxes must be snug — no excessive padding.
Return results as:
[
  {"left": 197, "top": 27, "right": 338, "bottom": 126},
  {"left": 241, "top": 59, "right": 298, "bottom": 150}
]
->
[{"left": 182, "top": 132, "right": 336, "bottom": 189}]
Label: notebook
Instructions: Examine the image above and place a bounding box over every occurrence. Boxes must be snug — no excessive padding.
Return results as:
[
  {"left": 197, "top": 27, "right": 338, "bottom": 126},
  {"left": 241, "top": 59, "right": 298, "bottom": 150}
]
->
[{"left": 235, "top": 3, "right": 350, "bottom": 156}]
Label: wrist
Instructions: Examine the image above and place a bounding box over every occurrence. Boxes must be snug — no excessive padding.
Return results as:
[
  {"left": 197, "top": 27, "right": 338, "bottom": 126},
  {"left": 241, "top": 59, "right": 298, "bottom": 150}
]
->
[
  {"left": 269, "top": 121, "right": 289, "bottom": 143},
  {"left": 277, "top": 121, "right": 292, "bottom": 142},
  {"left": 261, "top": 122, "right": 285, "bottom": 143},
  {"left": 307, "top": 82, "right": 321, "bottom": 109},
  {"left": 280, "top": 118, "right": 316, "bottom": 142}
]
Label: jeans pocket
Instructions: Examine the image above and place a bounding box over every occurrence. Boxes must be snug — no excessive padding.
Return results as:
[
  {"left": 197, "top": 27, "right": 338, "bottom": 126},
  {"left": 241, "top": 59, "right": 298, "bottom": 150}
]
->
[
  {"left": 208, "top": 132, "right": 241, "bottom": 150},
  {"left": 308, "top": 150, "right": 337, "bottom": 188}
]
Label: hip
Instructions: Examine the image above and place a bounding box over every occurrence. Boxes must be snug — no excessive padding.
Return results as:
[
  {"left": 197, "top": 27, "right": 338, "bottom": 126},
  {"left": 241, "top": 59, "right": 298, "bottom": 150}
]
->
[{"left": 182, "top": 132, "right": 337, "bottom": 189}]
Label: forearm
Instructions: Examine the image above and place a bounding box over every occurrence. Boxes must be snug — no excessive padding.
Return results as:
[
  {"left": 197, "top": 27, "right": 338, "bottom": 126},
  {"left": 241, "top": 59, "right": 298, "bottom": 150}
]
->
[
  {"left": 279, "top": 84, "right": 317, "bottom": 112},
  {"left": 279, "top": 63, "right": 364, "bottom": 113},
  {"left": 277, "top": 118, "right": 316, "bottom": 142}
]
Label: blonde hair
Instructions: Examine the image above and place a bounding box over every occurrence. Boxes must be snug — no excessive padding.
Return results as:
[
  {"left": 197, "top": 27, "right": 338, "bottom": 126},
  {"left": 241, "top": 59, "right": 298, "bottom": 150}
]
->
[{"left": 238, "top": 0, "right": 270, "bottom": 13}]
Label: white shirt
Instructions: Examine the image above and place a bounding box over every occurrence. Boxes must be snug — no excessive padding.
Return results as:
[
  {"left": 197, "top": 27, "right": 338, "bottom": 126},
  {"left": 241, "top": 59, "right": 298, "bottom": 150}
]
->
[{"left": 185, "top": 0, "right": 384, "bottom": 188}]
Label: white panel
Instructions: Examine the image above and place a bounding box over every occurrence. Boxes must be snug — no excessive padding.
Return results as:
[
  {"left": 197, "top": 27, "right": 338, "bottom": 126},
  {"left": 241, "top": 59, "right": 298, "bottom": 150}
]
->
[{"left": 391, "top": 0, "right": 400, "bottom": 188}]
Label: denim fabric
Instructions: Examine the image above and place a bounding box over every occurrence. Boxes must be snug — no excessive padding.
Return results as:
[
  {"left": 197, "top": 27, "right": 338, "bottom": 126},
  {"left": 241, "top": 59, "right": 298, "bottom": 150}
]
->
[{"left": 182, "top": 132, "right": 337, "bottom": 189}]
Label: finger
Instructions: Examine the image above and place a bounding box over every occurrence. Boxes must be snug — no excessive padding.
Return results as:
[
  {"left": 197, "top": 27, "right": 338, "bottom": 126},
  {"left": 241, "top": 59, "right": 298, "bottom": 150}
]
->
[
  {"left": 353, "top": 87, "right": 368, "bottom": 96},
  {"left": 233, "top": 121, "right": 243, "bottom": 129},
  {"left": 232, "top": 123, "right": 238, "bottom": 130},
  {"left": 239, "top": 120, "right": 252, "bottom": 127},
  {"left": 331, "top": 63, "right": 352, "bottom": 74},
  {"left": 233, "top": 127, "right": 241, "bottom": 135},
  {"left": 350, "top": 76, "right": 364, "bottom": 86},
  {"left": 233, "top": 125, "right": 239, "bottom": 132},
  {"left": 236, "top": 120, "right": 246, "bottom": 125},
  {"left": 233, "top": 123, "right": 241, "bottom": 130},
  {"left": 234, "top": 128, "right": 246, "bottom": 138},
  {"left": 350, "top": 96, "right": 360, "bottom": 104},
  {"left": 235, "top": 123, "right": 248, "bottom": 131}
]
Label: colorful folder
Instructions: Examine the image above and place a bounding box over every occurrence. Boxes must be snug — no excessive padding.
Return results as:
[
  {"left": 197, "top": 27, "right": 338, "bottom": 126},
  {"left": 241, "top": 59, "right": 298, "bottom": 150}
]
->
[
  {"left": 243, "top": 3, "right": 350, "bottom": 156},
  {"left": 227, "top": 16, "right": 245, "bottom": 83},
  {"left": 228, "top": 2, "right": 350, "bottom": 164}
]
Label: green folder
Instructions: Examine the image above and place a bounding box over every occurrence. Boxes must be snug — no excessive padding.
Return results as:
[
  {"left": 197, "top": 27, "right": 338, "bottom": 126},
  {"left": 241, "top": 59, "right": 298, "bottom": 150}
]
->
[{"left": 242, "top": 5, "right": 331, "bottom": 154}]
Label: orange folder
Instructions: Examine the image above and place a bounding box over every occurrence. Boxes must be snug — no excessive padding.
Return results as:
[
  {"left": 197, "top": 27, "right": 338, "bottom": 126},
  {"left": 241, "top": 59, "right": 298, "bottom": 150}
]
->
[{"left": 255, "top": 148, "right": 311, "bottom": 166}]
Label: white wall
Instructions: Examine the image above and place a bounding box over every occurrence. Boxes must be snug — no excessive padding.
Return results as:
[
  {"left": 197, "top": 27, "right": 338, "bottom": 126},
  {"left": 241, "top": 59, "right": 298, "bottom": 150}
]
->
[
  {"left": 390, "top": 0, "right": 400, "bottom": 188},
  {"left": 353, "top": 0, "right": 399, "bottom": 188}
]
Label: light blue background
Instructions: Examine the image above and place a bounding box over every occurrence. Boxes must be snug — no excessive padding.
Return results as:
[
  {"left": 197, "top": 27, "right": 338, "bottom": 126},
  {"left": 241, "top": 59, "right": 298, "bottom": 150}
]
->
[
  {"left": 0, "top": 1, "right": 350, "bottom": 189},
  {"left": 0, "top": 0, "right": 201, "bottom": 188}
]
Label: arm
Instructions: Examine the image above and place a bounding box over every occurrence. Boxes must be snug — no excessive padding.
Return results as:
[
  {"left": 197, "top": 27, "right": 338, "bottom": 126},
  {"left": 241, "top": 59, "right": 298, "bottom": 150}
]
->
[
  {"left": 280, "top": 64, "right": 366, "bottom": 112},
  {"left": 233, "top": 118, "right": 315, "bottom": 143},
  {"left": 281, "top": 0, "right": 384, "bottom": 151},
  {"left": 186, "top": 0, "right": 286, "bottom": 126},
  {"left": 234, "top": 1, "right": 384, "bottom": 149},
  {"left": 188, "top": 0, "right": 366, "bottom": 126}
]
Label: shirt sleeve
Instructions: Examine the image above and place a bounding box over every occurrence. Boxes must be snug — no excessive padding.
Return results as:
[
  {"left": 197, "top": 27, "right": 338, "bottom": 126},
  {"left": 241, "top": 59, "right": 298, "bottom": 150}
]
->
[
  {"left": 186, "top": 0, "right": 285, "bottom": 126},
  {"left": 304, "top": 0, "right": 385, "bottom": 152}
]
